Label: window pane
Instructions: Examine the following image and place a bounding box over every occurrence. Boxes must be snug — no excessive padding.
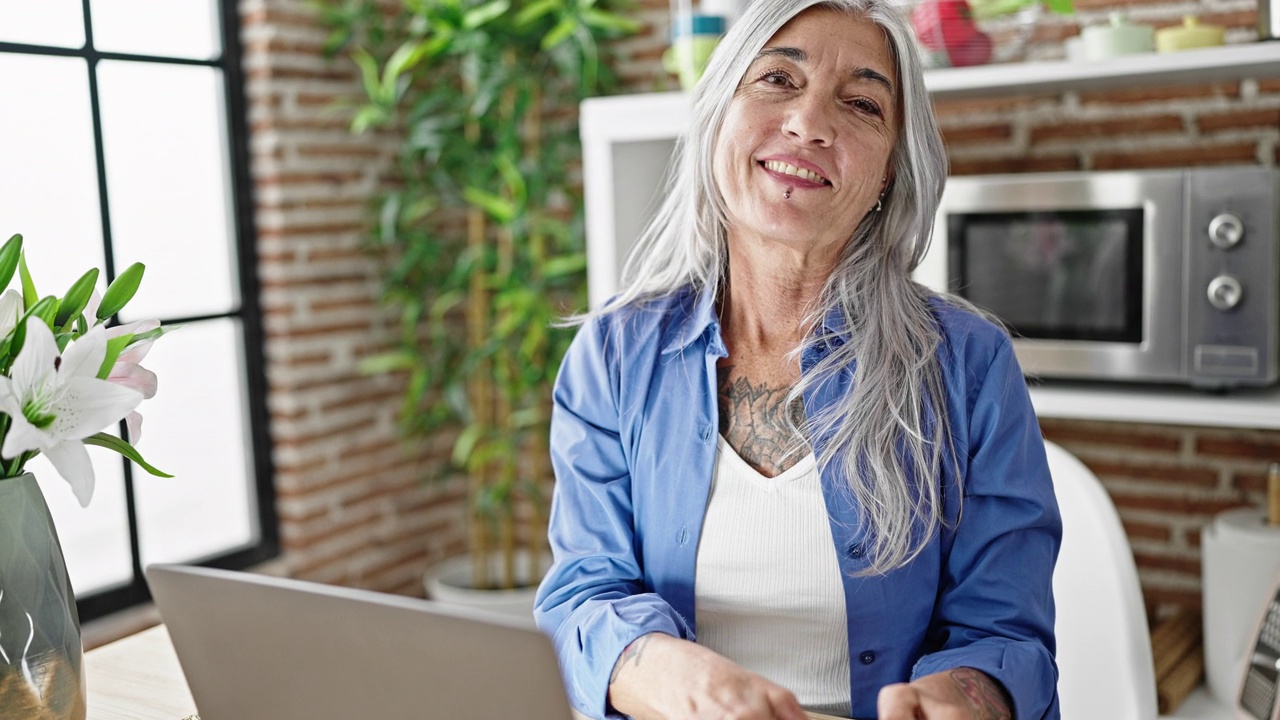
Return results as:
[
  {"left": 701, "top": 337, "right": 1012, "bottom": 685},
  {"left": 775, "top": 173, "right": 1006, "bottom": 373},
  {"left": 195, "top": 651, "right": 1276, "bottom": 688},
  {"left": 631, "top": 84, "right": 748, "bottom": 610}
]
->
[
  {"left": 0, "top": 54, "right": 105, "bottom": 296},
  {"left": 30, "top": 449, "right": 134, "bottom": 596},
  {"left": 0, "top": 1, "right": 85, "bottom": 48},
  {"left": 97, "top": 61, "right": 238, "bottom": 321},
  {"left": 135, "top": 318, "right": 258, "bottom": 566},
  {"left": 89, "top": 0, "right": 221, "bottom": 60}
]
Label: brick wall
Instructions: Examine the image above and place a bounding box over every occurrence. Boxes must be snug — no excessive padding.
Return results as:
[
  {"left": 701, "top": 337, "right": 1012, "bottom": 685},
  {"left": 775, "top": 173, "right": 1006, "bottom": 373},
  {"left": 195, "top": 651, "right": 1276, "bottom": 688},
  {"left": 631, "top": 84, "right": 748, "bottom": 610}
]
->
[
  {"left": 240, "top": 0, "right": 1280, "bottom": 620},
  {"left": 926, "top": 3, "right": 1280, "bottom": 619},
  {"left": 1041, "top": 420, "right": 1279, "bottom": 618},
  {"left": 240, "top": 0, "right": 467, "bottom": 597}
]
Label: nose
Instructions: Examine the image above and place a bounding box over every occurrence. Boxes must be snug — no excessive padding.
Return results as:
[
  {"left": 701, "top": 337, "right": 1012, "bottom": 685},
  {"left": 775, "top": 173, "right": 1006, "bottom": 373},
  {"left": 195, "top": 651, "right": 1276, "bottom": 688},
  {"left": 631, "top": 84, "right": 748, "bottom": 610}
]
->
[{"left": 781, "top": 93, "right": 835, "bottom": 147}]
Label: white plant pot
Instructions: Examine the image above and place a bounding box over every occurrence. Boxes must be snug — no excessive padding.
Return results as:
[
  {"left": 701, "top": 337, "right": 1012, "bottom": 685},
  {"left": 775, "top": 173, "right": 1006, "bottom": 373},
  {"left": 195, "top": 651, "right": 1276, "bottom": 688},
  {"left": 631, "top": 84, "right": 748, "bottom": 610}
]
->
[{"left": 423, "top": 549, "right": 548, "bottom": 628}]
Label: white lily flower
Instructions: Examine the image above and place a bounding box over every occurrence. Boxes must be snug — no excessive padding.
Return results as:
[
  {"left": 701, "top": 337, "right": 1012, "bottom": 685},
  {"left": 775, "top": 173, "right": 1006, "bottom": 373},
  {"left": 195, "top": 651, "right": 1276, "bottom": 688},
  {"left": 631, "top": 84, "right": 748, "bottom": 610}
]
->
[
  {"left": 0, "top": 289, "right": 22, "bottom": 338},
  {"left": 0, "top": 320, "right": 142, "bottom": 507}
]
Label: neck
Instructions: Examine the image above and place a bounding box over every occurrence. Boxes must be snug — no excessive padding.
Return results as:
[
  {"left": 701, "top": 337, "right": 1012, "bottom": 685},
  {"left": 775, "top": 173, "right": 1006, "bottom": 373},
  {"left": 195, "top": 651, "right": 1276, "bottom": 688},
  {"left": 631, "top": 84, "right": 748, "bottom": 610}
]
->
[{"left": 720, "top": 229, "right": 834, "bottom": 353}]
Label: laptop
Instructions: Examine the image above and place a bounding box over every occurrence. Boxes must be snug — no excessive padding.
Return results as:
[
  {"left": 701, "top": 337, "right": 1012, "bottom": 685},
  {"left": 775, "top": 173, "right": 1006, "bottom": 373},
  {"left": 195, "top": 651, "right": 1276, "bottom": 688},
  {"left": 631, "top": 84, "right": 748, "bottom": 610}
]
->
[{"left": 144, "top": 563, "right": 574, "bottom": 720}]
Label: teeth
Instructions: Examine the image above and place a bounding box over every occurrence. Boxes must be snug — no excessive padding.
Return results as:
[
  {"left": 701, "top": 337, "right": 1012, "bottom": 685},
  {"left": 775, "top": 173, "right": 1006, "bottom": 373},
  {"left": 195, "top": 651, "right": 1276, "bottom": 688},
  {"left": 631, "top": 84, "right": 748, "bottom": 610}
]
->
[{"left": 763, "top": 160, "right": 826, "bottom": 185}]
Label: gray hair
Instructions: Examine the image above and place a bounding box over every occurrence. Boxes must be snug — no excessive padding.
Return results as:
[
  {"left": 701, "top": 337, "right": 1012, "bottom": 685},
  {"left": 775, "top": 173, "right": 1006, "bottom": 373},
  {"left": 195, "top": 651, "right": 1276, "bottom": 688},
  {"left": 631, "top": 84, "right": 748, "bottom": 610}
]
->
[{"left": 597, "top": 0, "right": 955, "bottom": 574}]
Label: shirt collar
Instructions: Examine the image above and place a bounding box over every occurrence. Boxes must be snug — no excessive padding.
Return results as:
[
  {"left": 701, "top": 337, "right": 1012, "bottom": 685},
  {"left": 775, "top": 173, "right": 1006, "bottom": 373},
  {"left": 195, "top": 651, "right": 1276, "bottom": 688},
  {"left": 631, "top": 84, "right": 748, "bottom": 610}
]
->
[
  {"left": 658, "top": 284, "right": 858, "bottom": 356},
  {"left": 661, "top": 283, "right": 721, "bottom": 355},
  {"left": 817, "top": 302, "right": 850, "bottom": 343}
]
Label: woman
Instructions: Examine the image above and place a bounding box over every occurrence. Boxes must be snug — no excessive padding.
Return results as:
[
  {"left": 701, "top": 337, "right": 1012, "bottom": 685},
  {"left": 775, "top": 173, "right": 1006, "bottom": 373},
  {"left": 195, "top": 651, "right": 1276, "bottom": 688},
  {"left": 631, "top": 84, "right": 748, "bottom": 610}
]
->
[{"left": 534, "top": 0, "right": 1061, "bottom": 717}]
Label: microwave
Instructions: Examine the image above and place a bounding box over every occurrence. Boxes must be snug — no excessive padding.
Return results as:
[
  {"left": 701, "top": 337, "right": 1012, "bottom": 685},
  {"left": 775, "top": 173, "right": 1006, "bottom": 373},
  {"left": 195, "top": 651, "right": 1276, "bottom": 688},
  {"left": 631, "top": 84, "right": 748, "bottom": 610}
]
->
[{"left": 919, "top": 166, "right": 1280, "bottom": 389}]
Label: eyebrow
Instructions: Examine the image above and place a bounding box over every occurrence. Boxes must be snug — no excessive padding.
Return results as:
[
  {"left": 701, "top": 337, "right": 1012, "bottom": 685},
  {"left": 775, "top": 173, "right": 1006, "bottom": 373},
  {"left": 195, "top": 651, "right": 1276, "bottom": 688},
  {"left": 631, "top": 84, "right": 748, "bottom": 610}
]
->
[{"left": 754, "top": 46, "right": 895, "bottom": 95}]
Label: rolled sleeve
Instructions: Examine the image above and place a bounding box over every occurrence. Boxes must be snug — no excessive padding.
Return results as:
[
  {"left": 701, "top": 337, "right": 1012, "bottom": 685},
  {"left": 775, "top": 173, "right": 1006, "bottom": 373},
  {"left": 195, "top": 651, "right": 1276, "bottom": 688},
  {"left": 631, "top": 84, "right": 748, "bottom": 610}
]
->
[{"left": 913, "top": 339, "right": 1062, "bottom": 720}]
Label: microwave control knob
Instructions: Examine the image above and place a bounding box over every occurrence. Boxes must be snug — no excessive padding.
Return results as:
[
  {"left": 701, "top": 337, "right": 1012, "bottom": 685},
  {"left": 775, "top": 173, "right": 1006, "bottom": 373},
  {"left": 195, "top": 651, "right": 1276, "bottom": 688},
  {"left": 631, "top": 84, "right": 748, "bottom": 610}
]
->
[
  {"left": 1207, "top": 275, "right": 1243, "bottom": 311},
  {"left": 1208, "top": 213, "right": 1245, "bottom": 249}
]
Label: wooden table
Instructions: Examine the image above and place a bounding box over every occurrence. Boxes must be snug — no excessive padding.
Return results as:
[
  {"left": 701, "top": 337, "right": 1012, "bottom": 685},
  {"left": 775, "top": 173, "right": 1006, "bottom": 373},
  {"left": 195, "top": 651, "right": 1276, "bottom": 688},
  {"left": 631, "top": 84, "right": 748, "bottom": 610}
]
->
[
  {"left": 85, "top": 624, "right": 197, "bottom": 720},
  {"left": 81, "top": 623, "right": 1236, "bottom": 720}
]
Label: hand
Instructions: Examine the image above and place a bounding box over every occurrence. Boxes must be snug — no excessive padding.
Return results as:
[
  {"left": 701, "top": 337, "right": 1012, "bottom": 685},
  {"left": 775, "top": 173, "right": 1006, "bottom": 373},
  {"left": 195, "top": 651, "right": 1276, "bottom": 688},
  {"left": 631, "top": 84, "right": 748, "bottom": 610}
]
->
[
  {"left": 877, "top": 667, "right": 1012, "bottom": 720},
  {"left": 607, "top": 633, "right": 809, "bottom": 720}
]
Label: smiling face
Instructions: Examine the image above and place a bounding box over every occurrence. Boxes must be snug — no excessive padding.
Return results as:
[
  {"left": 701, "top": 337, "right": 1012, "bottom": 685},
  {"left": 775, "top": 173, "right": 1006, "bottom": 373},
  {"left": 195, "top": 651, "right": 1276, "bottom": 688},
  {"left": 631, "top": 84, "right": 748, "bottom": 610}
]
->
[{"left": 713, "top": 7, "right": 900, "bottom": 268}]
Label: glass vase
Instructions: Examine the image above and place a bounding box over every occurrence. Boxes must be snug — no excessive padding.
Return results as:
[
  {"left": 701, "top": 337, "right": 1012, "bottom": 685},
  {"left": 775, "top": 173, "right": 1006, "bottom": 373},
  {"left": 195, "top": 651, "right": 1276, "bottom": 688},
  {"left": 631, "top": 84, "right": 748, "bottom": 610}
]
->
[{"left": 0, "top": 473, "right": 86, "bottom": 720}]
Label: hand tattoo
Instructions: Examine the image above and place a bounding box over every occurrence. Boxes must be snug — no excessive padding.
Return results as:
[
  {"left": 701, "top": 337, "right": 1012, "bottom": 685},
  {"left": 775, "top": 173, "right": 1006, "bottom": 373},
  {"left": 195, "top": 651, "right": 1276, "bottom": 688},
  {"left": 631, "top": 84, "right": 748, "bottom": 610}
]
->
[
  {"left": 949, "top": 667, "right": 1013, "bottom": 720},
  {"left": 717, "top": 364, "right": 808, "bottom": 477},
  {"left": 608, "top": 634, "right": 653, "bottom": 686}
]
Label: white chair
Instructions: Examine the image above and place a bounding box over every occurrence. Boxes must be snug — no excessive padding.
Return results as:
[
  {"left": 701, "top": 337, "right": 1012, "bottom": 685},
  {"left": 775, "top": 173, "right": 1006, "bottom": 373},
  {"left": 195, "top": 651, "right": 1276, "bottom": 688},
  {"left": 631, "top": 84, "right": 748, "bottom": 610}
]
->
[{"left": 1046, "top": 440, "right": 1159, "bottom": 720}]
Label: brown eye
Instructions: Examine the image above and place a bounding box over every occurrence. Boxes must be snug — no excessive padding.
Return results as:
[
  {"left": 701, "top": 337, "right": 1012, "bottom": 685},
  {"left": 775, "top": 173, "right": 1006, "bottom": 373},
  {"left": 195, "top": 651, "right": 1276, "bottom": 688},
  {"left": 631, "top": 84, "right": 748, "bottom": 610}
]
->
[
  {"left": 846, "top": 98, "right": 882, "bottom": 116},
  {"left": 759, "top": 69, "right": 795, "bottom": 87}
]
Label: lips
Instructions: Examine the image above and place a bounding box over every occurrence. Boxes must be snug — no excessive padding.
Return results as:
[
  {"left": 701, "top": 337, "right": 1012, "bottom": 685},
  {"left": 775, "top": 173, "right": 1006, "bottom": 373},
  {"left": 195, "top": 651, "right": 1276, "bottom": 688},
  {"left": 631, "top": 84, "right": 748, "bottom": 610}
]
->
[{"left": 759, "top": 158, "right": 832, "bottom": 187}]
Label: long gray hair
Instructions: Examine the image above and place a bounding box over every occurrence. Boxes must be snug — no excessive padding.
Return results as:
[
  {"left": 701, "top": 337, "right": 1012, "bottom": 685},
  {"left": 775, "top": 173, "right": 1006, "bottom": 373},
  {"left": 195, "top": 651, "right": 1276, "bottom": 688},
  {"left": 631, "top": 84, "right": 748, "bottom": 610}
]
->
[{"left": 595, "top": 0, "right": 953, "bottom": 574}]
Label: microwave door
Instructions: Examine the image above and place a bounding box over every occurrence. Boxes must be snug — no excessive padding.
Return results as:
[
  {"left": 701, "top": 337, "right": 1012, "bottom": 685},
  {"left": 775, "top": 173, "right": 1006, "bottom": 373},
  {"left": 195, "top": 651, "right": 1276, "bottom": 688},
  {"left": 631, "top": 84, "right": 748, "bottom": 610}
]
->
[
  {"left": 948, "top": 210, "right": 1144, "bottom": 344},
  {"left": 944, "top": 205, "right": 1183, "bottom": 383}
]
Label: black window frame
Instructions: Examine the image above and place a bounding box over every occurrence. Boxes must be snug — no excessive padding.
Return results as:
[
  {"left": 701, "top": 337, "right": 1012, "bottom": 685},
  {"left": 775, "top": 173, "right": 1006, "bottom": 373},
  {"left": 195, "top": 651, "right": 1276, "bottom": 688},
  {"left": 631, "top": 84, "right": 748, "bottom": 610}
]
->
[{"left": 0, "top": 0, "right": 278, "bottom": 622}]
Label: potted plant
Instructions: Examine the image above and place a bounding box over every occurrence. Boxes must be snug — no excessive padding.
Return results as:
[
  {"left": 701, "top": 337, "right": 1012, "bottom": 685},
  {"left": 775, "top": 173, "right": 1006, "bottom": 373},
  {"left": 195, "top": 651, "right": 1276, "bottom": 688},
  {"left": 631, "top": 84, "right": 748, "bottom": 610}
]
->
[
  {"left": 0, "top": 232, "right": 171, "bottom": 719},
  {"left": 316, "top": 0, "right": 636, "bottom": 614}
]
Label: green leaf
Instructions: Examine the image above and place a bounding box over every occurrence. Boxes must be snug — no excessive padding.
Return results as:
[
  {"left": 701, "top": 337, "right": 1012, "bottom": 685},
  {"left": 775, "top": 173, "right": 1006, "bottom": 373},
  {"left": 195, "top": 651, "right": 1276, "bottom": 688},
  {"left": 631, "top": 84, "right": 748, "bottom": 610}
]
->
[
  {"left": 462, "top": 186, "right": 516, "bottom": 222},
  {"left": 1043, "top": 0, "right": 1073, "bottom": 14},
  {"left": 542, "top": 253, "right": 587, "bottom": 277},
  {"left": 495, "top": 154, "right": 527, "bottom": 210},
  {"left": 97, "top": 263, "right": 144, "bottom": 321},
  {"left": 0, "top": 234, "right": 23, "bottom": 291},
  {"left": 452, "top": 423, "right": 484, "bottom": 467},
  {"left": 351, "top": 104, "right": 391, "bottom": 133},
  {"left": 83, "top": 433, "right": 174, "bottom": 478},
  {"left": 429, "top": 289, "right": 465, "bottom": 320},
  {"left": 513, "top": 0, "right": 559, "bottom": 26},
  {"left": 358, "top": 350, "right": 418, "bottom": 375},
  {"left": 422, "top": 34, "right": 452, "bottom": 60},
  {"left": 8, "top": 316, "right": 27, "bottom": 361},
  {"left": 540, "top": 15, "right": 576, "bottom": 50},
  {"left": 581, "top": 8, "right": 640, "bottom": 32},
  {"left": 384, "top": 39, "right": 429, "bottom": 86},
  {"left": 55, "top": 268, "right": 99, "bottom": 329},
  {"left": 18, "top": 254, "right": 37, "bottom": 308},
  {"left": 25, "top": 295, "right": 58, "bottom": 327},
  {"left": 125, "top": 324, "right": 179, "bottom": 349},
  {"left": 352, "top": 46, "right": 384, "bottom": 102},
  {"left": 463, "top": 0, "right": 509, "bottom": 29},
  {"left": 98, "top": 333, "right": 135, "bottom": 379},
  {"left": 509, "top": 407, "right": 541, "bottom": 429}
]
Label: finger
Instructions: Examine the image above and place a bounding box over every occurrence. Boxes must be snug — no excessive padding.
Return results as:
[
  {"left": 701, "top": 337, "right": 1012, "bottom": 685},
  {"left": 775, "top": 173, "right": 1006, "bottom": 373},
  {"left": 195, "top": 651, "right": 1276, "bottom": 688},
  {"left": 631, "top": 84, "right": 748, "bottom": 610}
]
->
[
  {"left": 765, "top": 686, "right": 808, "bottom": 720},
  {"left": 878, "top": 682, "right": 923, "bottom": 720}
]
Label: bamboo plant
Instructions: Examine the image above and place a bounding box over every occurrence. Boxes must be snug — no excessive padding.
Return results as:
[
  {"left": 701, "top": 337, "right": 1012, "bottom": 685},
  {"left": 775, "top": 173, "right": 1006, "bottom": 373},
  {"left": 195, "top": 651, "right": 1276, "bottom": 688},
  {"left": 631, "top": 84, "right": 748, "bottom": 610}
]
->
[{"left": 317, "top": 0, "right": 636, "bottom": 590}]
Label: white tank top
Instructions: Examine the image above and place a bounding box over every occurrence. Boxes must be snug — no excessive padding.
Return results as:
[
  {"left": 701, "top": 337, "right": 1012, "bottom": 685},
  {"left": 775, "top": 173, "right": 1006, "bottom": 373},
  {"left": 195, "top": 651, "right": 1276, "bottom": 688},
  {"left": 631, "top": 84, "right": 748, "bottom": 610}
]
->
[{"left": 694, "top": 435, "right": 852, "bottom": 717}]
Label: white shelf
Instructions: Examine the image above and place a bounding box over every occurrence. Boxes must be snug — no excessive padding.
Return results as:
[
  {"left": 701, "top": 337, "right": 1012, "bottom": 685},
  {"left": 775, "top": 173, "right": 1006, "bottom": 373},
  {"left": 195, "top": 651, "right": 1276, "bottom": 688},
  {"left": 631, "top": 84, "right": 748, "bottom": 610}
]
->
[
  {"left": 1030, "top": 382, "right": 1280, "bottom": 429},
  {"left": 925, "top": 42, "right": 1280, "bottom": 99}
]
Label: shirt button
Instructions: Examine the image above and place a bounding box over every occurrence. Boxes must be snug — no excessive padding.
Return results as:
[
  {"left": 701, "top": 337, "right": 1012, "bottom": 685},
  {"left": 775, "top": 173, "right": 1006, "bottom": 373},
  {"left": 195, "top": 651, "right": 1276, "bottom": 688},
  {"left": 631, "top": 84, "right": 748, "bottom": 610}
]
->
[
  {"left": 860, "top": 651, "right": 876, "bottom": 665},
  {"left": 848, "top": 543, "right": 864, "bottom": 558}
]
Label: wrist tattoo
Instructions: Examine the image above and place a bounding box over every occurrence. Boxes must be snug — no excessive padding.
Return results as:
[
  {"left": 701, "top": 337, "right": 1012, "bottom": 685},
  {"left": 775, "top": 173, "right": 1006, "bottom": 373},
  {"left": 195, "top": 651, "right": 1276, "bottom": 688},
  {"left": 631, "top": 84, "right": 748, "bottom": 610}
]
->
[
  {"left": 949, "top": 667, "right": 1013, "bottom": 720},
  {"left": 608, "top": 634, "right": 652, "bottom": 686}
]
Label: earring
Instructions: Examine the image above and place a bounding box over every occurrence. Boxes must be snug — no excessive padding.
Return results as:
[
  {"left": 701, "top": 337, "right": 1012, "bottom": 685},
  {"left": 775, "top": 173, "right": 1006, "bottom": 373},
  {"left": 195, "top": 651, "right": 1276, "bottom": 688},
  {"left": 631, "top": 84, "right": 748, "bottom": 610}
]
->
[{"left": 875, "top": 197, "right": 883, "bottom": 212}]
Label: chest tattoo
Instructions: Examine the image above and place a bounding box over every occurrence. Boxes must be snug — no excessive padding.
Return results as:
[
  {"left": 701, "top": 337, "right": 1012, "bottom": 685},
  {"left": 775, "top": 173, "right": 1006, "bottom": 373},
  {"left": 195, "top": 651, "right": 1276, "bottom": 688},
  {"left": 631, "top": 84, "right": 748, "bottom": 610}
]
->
[{"left": 716, "top": 364, "right": 809, "bottom": 477}]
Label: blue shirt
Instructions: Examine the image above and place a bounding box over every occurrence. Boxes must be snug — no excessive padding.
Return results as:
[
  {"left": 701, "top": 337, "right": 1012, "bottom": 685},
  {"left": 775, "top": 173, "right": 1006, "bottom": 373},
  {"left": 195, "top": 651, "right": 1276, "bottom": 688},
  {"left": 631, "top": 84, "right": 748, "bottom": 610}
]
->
[{"left": 534, "top": 286, "right": 1062, "bottom": 720}]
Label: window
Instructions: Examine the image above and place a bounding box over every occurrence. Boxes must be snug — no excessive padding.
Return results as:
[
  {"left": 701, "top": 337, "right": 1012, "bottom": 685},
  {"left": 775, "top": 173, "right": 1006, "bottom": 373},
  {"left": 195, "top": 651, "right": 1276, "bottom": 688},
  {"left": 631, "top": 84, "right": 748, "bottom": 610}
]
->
[{"left": 0, "top": 0, "right": 277, "bottom": 621}]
